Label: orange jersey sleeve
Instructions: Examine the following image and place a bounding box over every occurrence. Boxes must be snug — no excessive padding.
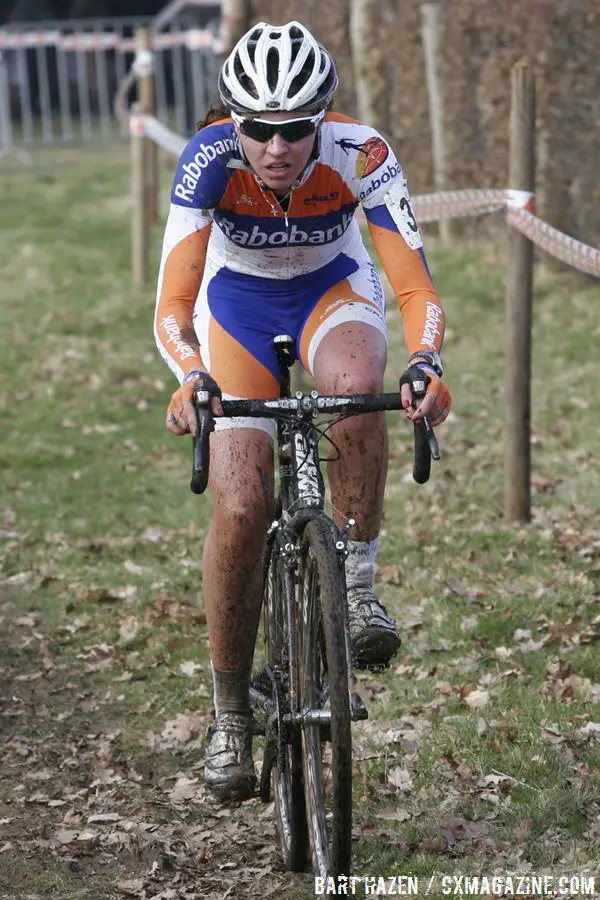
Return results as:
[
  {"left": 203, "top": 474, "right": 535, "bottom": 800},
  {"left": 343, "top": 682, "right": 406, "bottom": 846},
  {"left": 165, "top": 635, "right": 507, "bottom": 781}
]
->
[
  {"left": 368, "top": 219, "right": 445, "bottom": 356},
  {"left": 154, "top": 205, "right": 212, "bottom": 382}
]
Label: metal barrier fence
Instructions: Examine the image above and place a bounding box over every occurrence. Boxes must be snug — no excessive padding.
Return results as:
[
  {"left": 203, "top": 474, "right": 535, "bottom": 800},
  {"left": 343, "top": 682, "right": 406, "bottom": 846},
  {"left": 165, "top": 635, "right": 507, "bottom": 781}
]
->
[{"left": 0, "top": 12, "right": 220, "bottom": 154}]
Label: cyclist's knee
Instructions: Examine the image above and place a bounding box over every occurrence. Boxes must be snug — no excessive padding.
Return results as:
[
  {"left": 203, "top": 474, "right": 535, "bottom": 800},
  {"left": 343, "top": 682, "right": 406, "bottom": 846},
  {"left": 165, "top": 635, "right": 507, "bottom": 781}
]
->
[
  {"left": 319, "top": 370, "right": 384, "bottom": 396},
  {"left": 212, "top": 491, "right": 271, "bottom": 534},
  {"left": 210, "top": 463, "right": 274, "bottom": 535},
  {"left": 313, "top": 323, "right": 386, "bottom": 395}
]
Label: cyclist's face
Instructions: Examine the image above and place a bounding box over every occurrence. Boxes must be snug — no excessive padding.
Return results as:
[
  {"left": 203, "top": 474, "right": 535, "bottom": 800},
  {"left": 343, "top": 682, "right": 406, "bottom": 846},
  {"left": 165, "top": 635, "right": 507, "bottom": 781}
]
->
[{"left": 235, "top": 111, "right": 317, "bottom": 196}]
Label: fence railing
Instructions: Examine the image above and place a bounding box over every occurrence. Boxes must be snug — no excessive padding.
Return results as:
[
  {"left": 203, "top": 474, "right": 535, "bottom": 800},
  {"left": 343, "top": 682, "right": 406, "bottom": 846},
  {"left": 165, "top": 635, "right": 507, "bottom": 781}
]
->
[
  {"left": 0, "top": 8, "right": 220, "bottom": 155},
  {"left": 128, "top": 61, "right": 599, "bottom": 527}
]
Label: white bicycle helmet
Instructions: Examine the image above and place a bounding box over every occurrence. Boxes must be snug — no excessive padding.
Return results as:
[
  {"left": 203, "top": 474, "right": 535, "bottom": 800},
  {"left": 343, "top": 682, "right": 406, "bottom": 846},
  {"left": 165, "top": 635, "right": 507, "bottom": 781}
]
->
[{"left": 218, "top": 21, "right": 338, "bottom": 114}]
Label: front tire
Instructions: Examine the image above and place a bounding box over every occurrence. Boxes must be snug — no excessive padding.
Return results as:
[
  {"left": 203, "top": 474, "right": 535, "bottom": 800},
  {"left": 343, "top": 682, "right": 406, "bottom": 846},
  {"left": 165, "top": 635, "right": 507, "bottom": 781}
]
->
[
  {"left": 263, "top": 534, "right": 309, "bottom": 872},
  {"left": 299, "top": 517, "right": 352, "bottom": 877}
]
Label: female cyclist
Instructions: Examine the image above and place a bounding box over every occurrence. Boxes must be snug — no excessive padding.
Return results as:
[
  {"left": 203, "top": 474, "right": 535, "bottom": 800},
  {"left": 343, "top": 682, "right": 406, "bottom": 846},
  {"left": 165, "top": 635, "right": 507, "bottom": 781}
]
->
[{"left": 154, "top": 21, "right": 452, "bottom": 801}]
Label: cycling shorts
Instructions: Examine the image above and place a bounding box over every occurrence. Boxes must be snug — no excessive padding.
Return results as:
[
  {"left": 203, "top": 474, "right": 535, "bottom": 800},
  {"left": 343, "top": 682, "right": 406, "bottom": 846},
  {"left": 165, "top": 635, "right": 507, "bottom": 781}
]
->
[{"left": 193, "top": 252, "right": 387, "bottom": 436}]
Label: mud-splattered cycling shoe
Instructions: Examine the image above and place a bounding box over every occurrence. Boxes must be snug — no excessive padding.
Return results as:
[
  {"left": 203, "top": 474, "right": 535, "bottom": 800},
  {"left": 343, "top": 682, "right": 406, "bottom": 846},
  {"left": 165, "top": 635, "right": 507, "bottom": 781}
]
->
[
  {"left": 347, "top": 588, "right": 401, "bottom": 669},
  {"left": 204, "top": 712, "right": 256, "bottom": 802}
]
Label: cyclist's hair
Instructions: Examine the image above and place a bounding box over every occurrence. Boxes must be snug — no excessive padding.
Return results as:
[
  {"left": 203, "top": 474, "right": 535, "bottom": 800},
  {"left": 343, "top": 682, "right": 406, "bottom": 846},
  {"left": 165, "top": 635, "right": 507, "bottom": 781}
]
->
[{"left": 197, "top": 100, "right": 230, "bottom": 130}]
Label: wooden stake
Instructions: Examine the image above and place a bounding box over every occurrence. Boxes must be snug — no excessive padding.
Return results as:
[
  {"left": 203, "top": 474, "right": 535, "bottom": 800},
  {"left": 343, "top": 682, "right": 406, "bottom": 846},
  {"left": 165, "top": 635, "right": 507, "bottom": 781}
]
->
[
  {"left": 504, "top": 63, "right": 535, "bottom": 523},
  {"left": 131, "top": 102, "right": 149, "bottom": 286},
  {"left": 420, "top": 2, "right": 451, "bottom": 243},
  {"left": 136, "top": 26, "right": 159, "bottom": 223}
]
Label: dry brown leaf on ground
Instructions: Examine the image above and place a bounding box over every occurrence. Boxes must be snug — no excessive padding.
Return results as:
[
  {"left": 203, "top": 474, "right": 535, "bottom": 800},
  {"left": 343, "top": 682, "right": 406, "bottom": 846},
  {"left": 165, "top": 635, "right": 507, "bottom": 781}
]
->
[
  {"left": 541, "top": 724, "right": 566, "bottom": 745},
  {"left": 179, "top": 661, "right": 203, "bottom": 678},
  {"left": 13, "top": 613, "right": 39, "bottom": 626},
  {"left": 464, "top": 688, "right": 490, "bottom": 709},
  {"left": 116, "top": 878, "right": 145, "bottom": 898},
  {"left": 53, "top": 828, "right": 80, "bottom": 846},
  {"left": 147, "top": 712, "right": 209, "bottom": 753},
  {"left": 387, "top": 766, "right": 413, "bottom": 792},
  {"left": 578, "top": 722, "right": 600, "bottom": 740},
  {"left": 165, "top": 776, "right": 203, "bottom": 803},
  {"left": 87, "top": 812, "right": 122, "bottom": 824},
  {"left": 118, "top": 615, "right": 141, "bottom": 645},
  {"left": 376, "top": 806, "right": 411, "bottom": 822}
]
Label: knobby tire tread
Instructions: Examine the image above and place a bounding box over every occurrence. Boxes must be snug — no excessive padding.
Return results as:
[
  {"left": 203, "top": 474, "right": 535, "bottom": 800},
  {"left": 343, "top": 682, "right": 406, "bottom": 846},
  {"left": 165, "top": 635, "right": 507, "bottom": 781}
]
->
[
  {"left": 263, "top": 534, "right": 309, "bottom": 872},
  {"left": 301, "top": 517, "right": 352, "bottom": 877}
]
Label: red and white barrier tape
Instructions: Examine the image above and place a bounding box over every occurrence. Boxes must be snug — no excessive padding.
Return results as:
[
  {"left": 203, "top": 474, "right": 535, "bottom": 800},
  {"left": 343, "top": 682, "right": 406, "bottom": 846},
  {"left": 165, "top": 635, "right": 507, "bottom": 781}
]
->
[
  {"left": 412, "top": 188, "right": 509, "bottom": 222},
  {"left": 411, "top": 187, "right": 598, "bottom": 276},
  {"left": 508, "top": 208, "right": 600, "bottom": 277},
  {"left": 0, "top": 28, "right": 217, "bottom": 52},
  {"left": 128, "top": 118, "right": 600, "bottom": 278}
]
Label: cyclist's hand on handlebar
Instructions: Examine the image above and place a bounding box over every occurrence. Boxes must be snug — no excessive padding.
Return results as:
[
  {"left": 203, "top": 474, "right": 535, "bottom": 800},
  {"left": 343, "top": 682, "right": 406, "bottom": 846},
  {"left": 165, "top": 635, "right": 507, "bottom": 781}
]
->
[
  {"left": 166, "top": 372, "right": 223, "bottom": 437},
  {"left": 400, "top": 366, "right": 452, "bottom": 427}
]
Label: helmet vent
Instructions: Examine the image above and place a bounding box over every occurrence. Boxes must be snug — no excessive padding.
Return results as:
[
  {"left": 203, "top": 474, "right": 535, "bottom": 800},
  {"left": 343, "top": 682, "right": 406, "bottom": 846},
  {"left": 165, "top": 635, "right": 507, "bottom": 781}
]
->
[
  {"left": 266, "top": 48, "right": 279, "bottom": 92},
  {"left": 246, "top": 40, "right": 257, "bottom": 65},
  {"left": 233, "top": 53, "right": 258, "bottom": 98},
  {"left": 289, "top": 53, "right": 315, "bottom": 100}
]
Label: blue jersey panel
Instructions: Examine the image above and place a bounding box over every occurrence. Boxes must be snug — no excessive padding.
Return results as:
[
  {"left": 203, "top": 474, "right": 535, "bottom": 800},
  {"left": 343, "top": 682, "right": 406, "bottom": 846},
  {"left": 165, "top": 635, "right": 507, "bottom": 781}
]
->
[
  {"left": 171, "top": 122, "right": 237, "bottom": 209},
  {"left": 365, "top": 204, "right": 434, "bottom": 283},
  {"left": 206, "top": 253, "right": 360, "bottom": 379},
  {"left": 364, "top": 203, "right": 397, "bottom": 232},
  {"left": 213, "top": 202, "right": 358, "bottom": 250}
]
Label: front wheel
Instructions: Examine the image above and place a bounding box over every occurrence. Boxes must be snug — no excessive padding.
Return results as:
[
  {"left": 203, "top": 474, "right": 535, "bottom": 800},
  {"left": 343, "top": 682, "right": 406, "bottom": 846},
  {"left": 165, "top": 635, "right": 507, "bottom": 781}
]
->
[
  {"left": 262, "top": 533, "right": 309, "bottom": 872},
  {"left": 299, "top": 517, "right": 352, "bottom": 877}
]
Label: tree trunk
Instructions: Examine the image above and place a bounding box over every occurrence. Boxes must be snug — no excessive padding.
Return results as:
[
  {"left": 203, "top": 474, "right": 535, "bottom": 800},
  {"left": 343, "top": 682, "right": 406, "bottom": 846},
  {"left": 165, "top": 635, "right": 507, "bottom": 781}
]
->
[
  {"left": 349, "top": 0, "right": 388, "bottom": 132},
  {"left": 219, "top": 0, "right": 253, "bottom": 58}
]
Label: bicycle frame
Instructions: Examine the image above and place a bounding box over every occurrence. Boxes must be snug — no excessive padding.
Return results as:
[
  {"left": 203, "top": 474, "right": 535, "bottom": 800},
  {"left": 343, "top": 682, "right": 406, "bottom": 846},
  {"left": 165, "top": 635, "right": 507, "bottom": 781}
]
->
[
  {"left": 189, "top": 334, "right": 440, "bottom": 875},
  {"left": 266, "top": 337, "right": 357, "bottom": 729}
]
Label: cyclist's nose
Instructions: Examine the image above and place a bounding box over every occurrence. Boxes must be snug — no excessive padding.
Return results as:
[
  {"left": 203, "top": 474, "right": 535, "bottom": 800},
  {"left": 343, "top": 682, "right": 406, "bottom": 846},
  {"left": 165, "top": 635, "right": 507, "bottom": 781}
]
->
[{"left": 266, "top": 132, "right": 289, "bottom": 155}]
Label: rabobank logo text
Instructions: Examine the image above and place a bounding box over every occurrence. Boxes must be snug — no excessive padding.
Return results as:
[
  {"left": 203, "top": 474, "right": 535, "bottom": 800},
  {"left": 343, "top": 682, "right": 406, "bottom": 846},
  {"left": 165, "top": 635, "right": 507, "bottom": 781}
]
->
[
  {"left": 174, "top": 138, "right": 236, "bottom": 202},
  {"left": 359, "top": 162, "right": 401, "bottom": 201},
  {"left": 216, "top": 211, "right": 354, "bottom": 248}
]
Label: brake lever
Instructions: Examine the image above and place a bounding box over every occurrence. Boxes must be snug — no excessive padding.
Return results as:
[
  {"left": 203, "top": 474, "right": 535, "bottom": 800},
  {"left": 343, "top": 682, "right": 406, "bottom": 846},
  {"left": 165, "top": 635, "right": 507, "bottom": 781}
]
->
[
  {"left": 409, "top": 371, "right": 440, "bottom": 461},
  {"left": 190, "top": 387, "right": 212, "bottom": 495}
]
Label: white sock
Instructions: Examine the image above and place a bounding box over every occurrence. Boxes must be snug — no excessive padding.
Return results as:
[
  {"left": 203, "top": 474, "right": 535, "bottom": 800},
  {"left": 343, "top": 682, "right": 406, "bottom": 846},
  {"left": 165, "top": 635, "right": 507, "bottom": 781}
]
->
[
  {"left": 211, "top": 662, "right": 251, "bottom": 717},
  {"left": 345, "top": 537, "right": 379, "bottom": 592}
]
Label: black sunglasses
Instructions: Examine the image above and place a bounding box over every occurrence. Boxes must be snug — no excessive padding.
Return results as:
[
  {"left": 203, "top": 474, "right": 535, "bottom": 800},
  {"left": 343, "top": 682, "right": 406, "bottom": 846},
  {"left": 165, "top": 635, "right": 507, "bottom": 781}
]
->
[{"left": 231, "top": 111, "right": 325, "bottom": 143}]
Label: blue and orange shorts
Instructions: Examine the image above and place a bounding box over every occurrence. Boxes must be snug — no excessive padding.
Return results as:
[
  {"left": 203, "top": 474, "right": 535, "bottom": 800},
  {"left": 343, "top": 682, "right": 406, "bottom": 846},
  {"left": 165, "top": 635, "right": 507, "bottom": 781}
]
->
[{"left": 193, "top": 252, "right": 387, "bottom": 435}]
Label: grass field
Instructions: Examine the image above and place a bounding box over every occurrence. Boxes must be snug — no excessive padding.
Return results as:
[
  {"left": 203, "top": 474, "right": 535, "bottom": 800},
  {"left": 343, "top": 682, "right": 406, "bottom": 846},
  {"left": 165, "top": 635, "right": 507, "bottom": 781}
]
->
[{"left": 0, "top": 144, "right": 599, "bottom": 900}]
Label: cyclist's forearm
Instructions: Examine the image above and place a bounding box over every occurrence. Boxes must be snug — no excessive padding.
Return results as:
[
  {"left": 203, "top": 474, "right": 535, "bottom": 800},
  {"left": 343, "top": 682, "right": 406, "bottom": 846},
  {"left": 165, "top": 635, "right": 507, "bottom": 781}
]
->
[
  {"left": 396, "top": 288, "right": 445, "bottom": 357},
  {"left": 367, "top": 220, "right": 445, "bottom": 357},
  {"left": 154, "top": 295, "right": 206, "bottom": 380},
  {"left": 154, "top": 207, "right": 211, "bottom": 381}
]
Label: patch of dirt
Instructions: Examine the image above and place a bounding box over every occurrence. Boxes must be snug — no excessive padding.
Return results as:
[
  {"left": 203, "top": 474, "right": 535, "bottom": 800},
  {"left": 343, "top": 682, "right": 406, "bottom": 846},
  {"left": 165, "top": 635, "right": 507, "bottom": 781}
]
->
[{"left": 0, "top": 600, "right": 298, "bottom": 900}]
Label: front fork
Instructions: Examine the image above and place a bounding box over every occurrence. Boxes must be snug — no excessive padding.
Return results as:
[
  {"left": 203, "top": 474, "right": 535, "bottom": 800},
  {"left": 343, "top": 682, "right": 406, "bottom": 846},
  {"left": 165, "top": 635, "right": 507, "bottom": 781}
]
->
[{"left": 267, "top": 513, "right": 367, "bottom": 726}]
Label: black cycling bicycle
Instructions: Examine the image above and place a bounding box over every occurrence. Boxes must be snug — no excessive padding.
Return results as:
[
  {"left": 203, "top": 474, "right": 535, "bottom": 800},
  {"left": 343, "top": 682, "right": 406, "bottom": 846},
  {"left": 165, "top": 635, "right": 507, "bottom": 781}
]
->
[{"left": 190, "top": 335, "right": 439, "bottom": 878}]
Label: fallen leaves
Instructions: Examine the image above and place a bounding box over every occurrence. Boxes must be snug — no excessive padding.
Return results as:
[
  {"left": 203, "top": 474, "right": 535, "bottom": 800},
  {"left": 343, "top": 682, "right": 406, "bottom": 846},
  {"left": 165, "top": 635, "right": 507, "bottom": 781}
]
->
[
  {"left": 463, "top": 688, "right": 491, "bottom": 709},
  {"left": 578, "top": 722, "right": 600, "bottom": 740},
  {"left": 179, "top": 660, "right": 204, "bottom": 678},
  {"left": 539, "top": 659, "right": 599, "bottom": 702},
  {"left": 147, "top": 711, "right": 210, "bottom": 752},
  {"left": 387, "top": 766, "right": 413, "bottom": 792},
  {"left": 165, "top": 775, "right": 204, "bottom": 803}
]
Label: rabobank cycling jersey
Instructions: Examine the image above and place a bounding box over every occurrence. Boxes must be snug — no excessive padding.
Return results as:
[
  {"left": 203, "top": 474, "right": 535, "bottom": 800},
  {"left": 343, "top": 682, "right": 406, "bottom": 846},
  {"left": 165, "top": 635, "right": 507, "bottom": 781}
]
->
[{"left": 155, "top": 112, "right": 445, "bottom": 385}]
